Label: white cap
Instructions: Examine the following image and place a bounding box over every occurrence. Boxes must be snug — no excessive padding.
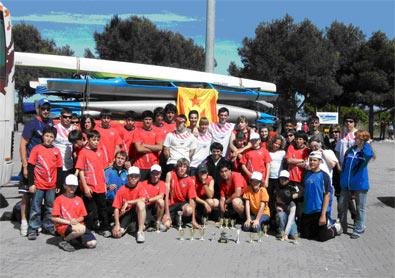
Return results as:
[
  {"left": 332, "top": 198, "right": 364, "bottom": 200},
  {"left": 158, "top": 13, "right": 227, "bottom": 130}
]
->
[
  {"left": 128, "top": 166, "right": 140, "bottom": 175},
  {"left": 150, "top": 164, "right": 162, "bottom": 172},
  {"left": 309, "top": 151, "right": 323, "bottom": 160},
  {"left": 279, "top": 170, "right": 290, "bottom": 179},
  {"left": 250, "top": 171, "right": 263, "bottom": 181},
  {"left": 250, "top": 132, "right": 260, "bottom": 140},
  {"left": 65, "top": 174, "right": 79, "bottom": 186}
]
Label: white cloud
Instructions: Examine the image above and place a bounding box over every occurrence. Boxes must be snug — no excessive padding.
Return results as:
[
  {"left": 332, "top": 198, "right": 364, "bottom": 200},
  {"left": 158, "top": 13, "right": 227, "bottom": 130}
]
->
[{"left": 12, "top": 11, "right": 198, "bottom": 26}]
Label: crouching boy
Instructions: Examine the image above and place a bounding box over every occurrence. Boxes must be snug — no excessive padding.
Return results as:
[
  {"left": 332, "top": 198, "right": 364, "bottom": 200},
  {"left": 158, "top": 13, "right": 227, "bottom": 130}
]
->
[{"left": 52, "top": 175, "right": 97, "bottom": 252}]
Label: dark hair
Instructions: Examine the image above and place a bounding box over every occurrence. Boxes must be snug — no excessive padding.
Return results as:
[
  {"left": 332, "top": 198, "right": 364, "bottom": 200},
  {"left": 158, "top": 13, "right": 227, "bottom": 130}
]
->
[
  {"left": 267, "top": 135, "right": 285, "bottom": 152},
  {"left": 343, "top": 112, "right": 359, "bottom": 124},
  {"left": 310, "top": 116, "right": 320, "bottom": 123},
  {"left": 153, "top": 107, "right": 165, "bottom": 118},
  {"left": 188, "top": 110, "right": 199, "bottom": 118},
  {"left": 210, "top": 142, "right": 223, "bottom": 152},
  {"left": 177, "top": 114, "right": 187, "bottom": 121},
  {"left": 80, "top": 115, "right": 96, "bottom": 132},
  {"left": 86, "top": 130, "right": 100, "bottom": 139},
  {"left": 141, "top": 110, "right": 154, "bottom": 119},
  {"left": 71, "top": 113, "right": 79, "bottom": 119},
  {"left": 164, "top": 103, "right": 177, "bottom": 114},
  {"left": 61, "top": 107, "right": 72, "bottom": 115},
  {"left": 42, "top": 126, "right": 57, "bottom": 137},
  {"left": 294, "top": 131, "right": 308, "bottom": 142},
  {"left": 100, "top": 109, "right": 112, "bottom": 118},
  {"left": 218, "top": 160, "right": 232, "bottom": 171},
  {"left": 277, "top": 189, "right": 292, "bottom": 205},
  {"left": 125, "top": 110, "right": 136, "bottom": 120},
  {"left": 115, "top": 150, "right": 128, "bottom": 160},
  {"left": 218, "top": 107, "right": 229, "bottom": 116},
  {"left": 68, "top": 129, "right": 83, "bottom": 144}
]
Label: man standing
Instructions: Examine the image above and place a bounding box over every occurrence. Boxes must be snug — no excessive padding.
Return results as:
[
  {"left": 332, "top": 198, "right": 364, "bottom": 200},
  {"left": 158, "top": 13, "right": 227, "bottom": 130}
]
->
[
  {"left": 308, "top": 116, "right": 327, "bottom": 147},
  {"left": 209, "top": 107, "right": 235, "bottom": 157},
  {"left": 19, "top": 99, "right": 54, "bottom": 236}
]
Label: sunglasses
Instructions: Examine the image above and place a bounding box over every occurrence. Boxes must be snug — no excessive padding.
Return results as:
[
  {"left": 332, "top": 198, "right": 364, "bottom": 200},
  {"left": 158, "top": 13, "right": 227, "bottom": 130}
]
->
[
  {"left": 72, "top": 121, "right": 80, "bottom": 124},
  {"left": 40, "top": 107, "right": 50, "bottom": 111},
  {"left": 62, "top": 115, "right": 72, "bottom": 119}
]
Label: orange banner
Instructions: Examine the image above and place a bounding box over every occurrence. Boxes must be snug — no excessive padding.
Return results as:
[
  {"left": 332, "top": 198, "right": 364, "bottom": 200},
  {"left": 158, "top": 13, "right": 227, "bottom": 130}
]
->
[{"left": 177, "top": 87, "right": 218, "bottom": 123}]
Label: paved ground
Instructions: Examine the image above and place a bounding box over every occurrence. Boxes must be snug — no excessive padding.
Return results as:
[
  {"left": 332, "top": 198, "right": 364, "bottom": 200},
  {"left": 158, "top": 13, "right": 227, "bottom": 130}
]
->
[{"left": 0, "top": 139, "right": 394, "bottom": 278}]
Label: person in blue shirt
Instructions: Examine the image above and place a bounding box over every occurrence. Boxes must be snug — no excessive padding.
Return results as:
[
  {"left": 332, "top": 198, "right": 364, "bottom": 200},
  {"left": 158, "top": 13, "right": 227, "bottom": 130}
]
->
[
  {"left": 18, "top": 98, "right": 53, "bottom": 236},
  {"left": 339, "top": 130, "right": 374, "bottom": 239},
  {"left": 105, "top": 151, "right": 128, "bottom": 220},
  {"left": 300, "top": 151, "right": 341, "bottom": 242}
]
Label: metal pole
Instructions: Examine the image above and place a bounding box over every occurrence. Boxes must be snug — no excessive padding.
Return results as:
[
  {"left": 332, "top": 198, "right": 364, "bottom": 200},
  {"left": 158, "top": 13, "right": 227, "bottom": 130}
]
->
[{"left": 205, "top": 0, "right": 215, "bottom": 73}]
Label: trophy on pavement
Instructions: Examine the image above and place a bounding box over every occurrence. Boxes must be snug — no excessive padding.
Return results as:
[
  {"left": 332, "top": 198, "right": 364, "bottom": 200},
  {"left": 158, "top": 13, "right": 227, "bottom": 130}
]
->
[
  {"left": 199, "top": 226, "right": 205, "bottom": 241},
  {"left": 156, "top": 221, "right": 161, "bottom": 234},
  {"left": 224, "top": 218, "right": 229, "bottom": 229},
  {"left": 189, "top": 226, "right": 195, "bottom": 241},
  {"left": 230, "top": 219, "right": 235, "bottom": 230},
  {"left": 235, "top": 224, "right": 242, "bottom": 244},
  {"left": 177, "top": 211, "right": 184, "bottom": 241}
]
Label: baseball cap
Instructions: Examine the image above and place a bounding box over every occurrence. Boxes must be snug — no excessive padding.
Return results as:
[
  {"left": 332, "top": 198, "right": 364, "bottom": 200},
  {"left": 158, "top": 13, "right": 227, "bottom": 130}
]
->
[
  {"left": 36, "top": 98, "right": 51, "bottom": 108},
  {"left": 309, "top": 151, "right": 323, "bottom": 160},
  {"left": 128, "top": 166, "right": 140, "bottom": 175},
  {"left": 197, "top": 164, "right": 208, "bottom": 173},
  {"left": 279, "top": 170, "right": 290, "bottom": 179},
  {"left": 64, "top": 174, "right": 79, "bottom": 187},
  {"left": 150, "top": 164, "right": 162, "bottom": 172},
  {"left": 250, "top": 171, "right": 263, "bottom": 181},
  {"left": 250, "top": 132, "right": 260, "bottom": 141}
]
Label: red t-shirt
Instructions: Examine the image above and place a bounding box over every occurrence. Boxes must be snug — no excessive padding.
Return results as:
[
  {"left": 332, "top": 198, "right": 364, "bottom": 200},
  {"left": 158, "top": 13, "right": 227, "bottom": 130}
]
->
[
  {"left": 240, "top": 147, "right": 272, "bottom": 181},
  {"left": 112, "top": 183, "right": 145, "bottom": 211},
  {"left": 133, "top": 127, "right": 163, "bottom": 170},
  {"left": 169, "top": 171, "right": 197, "bottom": 206},
  {"left": 119, "top": 127, "right": 137, "bottom": 162},
  {"left": 95, "top": 126, "right": 122, "bottom": 166},
  {"left": 286, "top": 144, "right": 310, "bottom": 182},
  {"left": 140, "top": 180, "right": 166, "bottom": 204},
  {"left": 28, "top": 144, "right": 63, "bottom": 190},
  {"left": 193, "top": 176, "right": 214, "bottom": 199},
  {"left": 75, "top": 147, "right": 106, "bottom": 193},
  {"left": 52, "top": 194, "right": 87, "bottom": 236},
  {"left": 163, "top": 122, "right": 176, "bottom": 134},
  {"left": 220, "top": 172, "right": 247, "bottom": 198}
]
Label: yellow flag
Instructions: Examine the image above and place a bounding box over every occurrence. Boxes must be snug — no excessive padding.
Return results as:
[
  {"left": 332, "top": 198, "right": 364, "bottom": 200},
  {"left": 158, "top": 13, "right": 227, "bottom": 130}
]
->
[{"left": 177, "top": 87, "right": 218, "bottom": 123}]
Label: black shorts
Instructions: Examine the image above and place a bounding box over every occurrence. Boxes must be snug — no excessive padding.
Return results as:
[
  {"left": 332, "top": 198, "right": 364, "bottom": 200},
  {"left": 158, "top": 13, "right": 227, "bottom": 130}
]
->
[
  {"left": 64, "top": 225, "right": 96, "bottom": 246},
  {"left": 169, "top": 201, "right": 189, "bottom": 223},
  {"left": 119, "top": 209, "right": 138, "bottom": 229}
]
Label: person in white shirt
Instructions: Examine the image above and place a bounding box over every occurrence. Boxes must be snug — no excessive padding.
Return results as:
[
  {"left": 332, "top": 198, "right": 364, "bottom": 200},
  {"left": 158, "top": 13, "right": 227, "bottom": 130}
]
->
[
  {"left": 335, "top": 113, "right": 358, "bottom": 165},
  {"left": 163, "top": 114, "right": 197, "bottom": 170},
  {"left": 209, "top": 107, "right": 235, "bottom": 157},
  {"left": 54, "top": 108, "right": 75, "bottom": 186},
  {"left": 309, "top": 138, "right": 338, "bottom": 183},
  {"left": 190, "top": 117, "right": 212, "bottom": 176}
]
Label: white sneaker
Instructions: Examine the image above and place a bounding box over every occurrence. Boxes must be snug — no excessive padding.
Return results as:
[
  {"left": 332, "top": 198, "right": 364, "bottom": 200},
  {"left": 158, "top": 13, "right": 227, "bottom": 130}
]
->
[
  {"left": 137, "top": 231, "right": 145, "bottom": 243},
  {"left": 20, "top": 220, "right": 28, "bottom": 236}
]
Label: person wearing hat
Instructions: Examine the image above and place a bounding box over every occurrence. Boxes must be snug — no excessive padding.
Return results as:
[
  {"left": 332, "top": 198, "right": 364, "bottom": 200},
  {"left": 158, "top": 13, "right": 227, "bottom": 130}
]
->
[
  {"left": 52, "top": 174, "right": 97, "bottom": 252},
  {"left": 240, "top": 132, "right": 272, "bottom": 186},
  {"left": 242, "top": 171, "right": 270, "bottom": 234},
  {"left": 112, "top": 166, "right": 147, "bottom": 243},
  {"left": 19, "top": 98, "right": 54, "bottom": 236},
  {"left": 163, "top": 114, "right": 197, "bottom": 170},
  {"left": 300, "top": 151, "right": 341, "bottom": 242},
  {"left": 139, "top": 164, "right": 166, "bottom": 230},
  {"left": 193, "top": 163, "right": 218, "bottom": 219}
]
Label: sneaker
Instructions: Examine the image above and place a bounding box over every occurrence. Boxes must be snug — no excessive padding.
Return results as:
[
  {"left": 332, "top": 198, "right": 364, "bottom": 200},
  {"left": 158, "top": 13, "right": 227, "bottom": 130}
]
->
[
  {"left": 20, "top": 221, "right": 28, "bottom": 236},
  {"left": 98, "top": 230, "right": 112, "bottom": 238},
  {"left": 136, "top": 231, "right": 145, "bottom": 243},
  {"left": 350, "top": 233, "right": 360, "bottom": 239},
  {"left": 160, "top": 223, "right": 167, "bottom": 232},
  {"left": 42, "top": 228, "right": 56, "bottom": 236},
  {"left": 27, "top": 232, "right": 37, "bottom": 240},
  {"left": 58, "top": 240, "right": 76, "bottom": 252},
  {"left": 334, "top": 219, "right": 343, "bottom": 235}
]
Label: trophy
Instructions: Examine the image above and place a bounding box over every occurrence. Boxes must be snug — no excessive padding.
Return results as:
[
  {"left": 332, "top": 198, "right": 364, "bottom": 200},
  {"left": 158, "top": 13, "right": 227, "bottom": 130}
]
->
[
  {"left": 218, "top": 217, "right": 224, "bottom": 229},
  {"left": 249, "top": 230, "right": 254, "bottom": 243},
  {"left": 224, "top": 218, "right": 229, "bottom": 229},
  {"left": 189, "top": 226, "right": 195, "bottom": 241},
  {"left": 156, "top": 221, "right": 161, "bottom": 233},
  {"left": 199, "top": 227, "right": 205, "bottom": 241},
  {"left": 230, "top": 219, "right": 235, "bottom": 230},
  {"left": 263, "top": 224, "right": 269, "bottom": 237},
  {"left": 202, "top": 217, "right": 207, "bottom": 229},
  {"left": 235, "top": 224, "right": 242, "bottom": 244},
  {"left": 177, "top": 211, "right": 184, "bottom": 241},
  {"left": 258, "top": 229, "right": 264, "bottom": 243},
  {"left": 218, "top": 230, "right": 228, "bottom": 243}
]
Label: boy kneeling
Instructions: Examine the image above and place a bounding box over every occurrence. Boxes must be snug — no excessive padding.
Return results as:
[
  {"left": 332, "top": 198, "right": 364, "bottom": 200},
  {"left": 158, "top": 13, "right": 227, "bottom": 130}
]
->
[{"left": 52, "top": 175, "right": 97, "bottom": 252}]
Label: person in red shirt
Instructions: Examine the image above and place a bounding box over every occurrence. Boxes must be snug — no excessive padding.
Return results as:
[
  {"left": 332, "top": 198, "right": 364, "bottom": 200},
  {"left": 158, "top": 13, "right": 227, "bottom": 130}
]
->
[
  {"left": 27, "top": 126, "right": 63, "bottom": 240},
  {"left": 75, "top": 130, "right": 111, "bottom": 237},
  {"left": 139, "top": 164, "right": 166, "bottom": 230},
  {"left": 193, "top": 164, "right": 218, "bottom": 219},
  {"left": 95, "top": 110, "right": 123, "bottom": 167},
  {"left": 164, "top": 103, "right": 177, "bottom": 133},
  {"left": 52, "top": 174, "right": 97, "bottom": 252},
  {"left": 118, "top": 110, "right": 137, "bottom": 167},
  {"left": 112, "top": 166, "right": 147, "bottom": 243},
  {"left": 240, "top": 132, "right": 272, "bottom": 186},
  {"left": 229, "top": 131, "right": 247, "bottom": 173},
  {"left": 134, "top": 110, "right": 163, "bottom": 180},
  {"left": 163, "top": 158, "right": 200, "bottom": 229},
  {"left": 218, "top": 161, "right": 247, "bottom": 219}
]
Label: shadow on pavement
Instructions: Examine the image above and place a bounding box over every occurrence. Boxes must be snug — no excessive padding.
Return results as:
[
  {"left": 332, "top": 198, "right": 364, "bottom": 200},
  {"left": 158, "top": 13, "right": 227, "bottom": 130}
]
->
[{"left": 377, "top": 197, "right": 395, "bottom": 208}]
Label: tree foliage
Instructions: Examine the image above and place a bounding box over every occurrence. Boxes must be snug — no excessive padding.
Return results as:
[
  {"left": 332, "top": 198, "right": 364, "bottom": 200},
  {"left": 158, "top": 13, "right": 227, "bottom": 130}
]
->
[
  {"left": 229, "top": 15, "right": 341, "bottom": 120},
  {"left": 94, "top": 16, "right": 205, "bottom": 71}
]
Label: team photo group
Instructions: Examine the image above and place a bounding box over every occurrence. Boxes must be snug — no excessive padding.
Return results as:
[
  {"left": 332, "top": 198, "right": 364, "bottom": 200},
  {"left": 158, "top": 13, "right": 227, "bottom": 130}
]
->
[{"left": 18, "top": 99, "right": 374, "bottom": 252}]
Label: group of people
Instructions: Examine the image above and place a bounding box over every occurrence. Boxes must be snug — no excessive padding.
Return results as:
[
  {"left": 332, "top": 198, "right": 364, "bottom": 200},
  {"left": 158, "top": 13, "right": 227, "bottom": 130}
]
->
[{"left": 18, "top": 98, "right": 374, "bottom": 252}]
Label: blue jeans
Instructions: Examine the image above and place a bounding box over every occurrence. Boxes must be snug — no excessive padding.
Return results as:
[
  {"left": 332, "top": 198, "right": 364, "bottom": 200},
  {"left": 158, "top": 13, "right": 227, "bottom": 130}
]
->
[
  {"left": 242, "top": 214, "right": 270, "bottom": 232},
  {"left": 339, "top": 189, "right": 368, "bottom": 234},
  {"left": 28, "top": 189, "right": 55, "bottom": 233},
  {"left": 276, "top": 211, "right": 298, "bottom": 236}
]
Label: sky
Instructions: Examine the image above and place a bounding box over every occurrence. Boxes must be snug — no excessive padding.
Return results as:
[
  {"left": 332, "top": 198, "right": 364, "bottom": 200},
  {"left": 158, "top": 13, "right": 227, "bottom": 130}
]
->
[{"left": 3, "top": 0, "right": 395, "bottom": 75}]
